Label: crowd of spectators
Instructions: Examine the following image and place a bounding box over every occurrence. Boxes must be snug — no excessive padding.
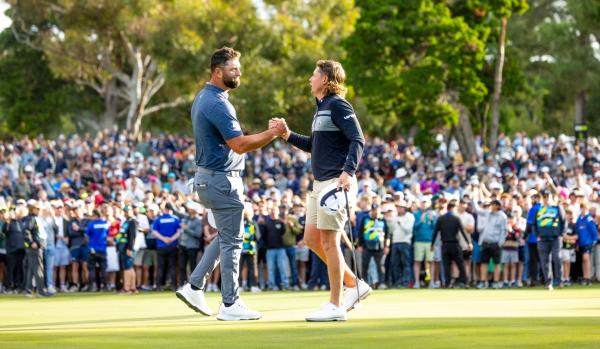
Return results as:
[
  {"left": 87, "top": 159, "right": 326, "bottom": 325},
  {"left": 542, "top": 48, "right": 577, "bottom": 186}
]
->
[{"left": 0, "top": 130, "right": 598, "bottom": 296}]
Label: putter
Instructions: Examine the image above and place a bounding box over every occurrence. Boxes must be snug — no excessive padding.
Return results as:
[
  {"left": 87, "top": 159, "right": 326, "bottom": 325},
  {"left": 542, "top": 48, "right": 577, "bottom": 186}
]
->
[{"left": 343, "top": 189, "right": 361, "bottom": 307}]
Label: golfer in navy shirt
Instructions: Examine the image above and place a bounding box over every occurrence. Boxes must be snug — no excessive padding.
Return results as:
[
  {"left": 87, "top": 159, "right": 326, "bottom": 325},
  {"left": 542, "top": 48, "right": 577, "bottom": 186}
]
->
[{"left": 273, "top": 60, "right": 370, "bottom": 321}]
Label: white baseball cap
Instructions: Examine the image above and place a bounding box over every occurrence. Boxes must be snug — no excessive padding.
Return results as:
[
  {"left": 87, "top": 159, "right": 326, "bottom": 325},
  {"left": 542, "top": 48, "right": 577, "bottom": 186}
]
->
[{"left": 318, "top": 183, "right": 352, "bottom": 216}]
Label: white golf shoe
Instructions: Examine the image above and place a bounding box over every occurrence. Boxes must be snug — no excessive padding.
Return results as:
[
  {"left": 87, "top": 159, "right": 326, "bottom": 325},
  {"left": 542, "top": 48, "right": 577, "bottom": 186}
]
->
[
  {"left": 305, "top": 302, "right": 347, "bottom": 322},
  {"left": 217, "top": 299, "right": 262, "bottom": 321},
  {"left": 343, "top": 279, "right": 373, "bottom": 311},
  {"left": 175, "top": 283, "right": 213, "bottom": 316}
]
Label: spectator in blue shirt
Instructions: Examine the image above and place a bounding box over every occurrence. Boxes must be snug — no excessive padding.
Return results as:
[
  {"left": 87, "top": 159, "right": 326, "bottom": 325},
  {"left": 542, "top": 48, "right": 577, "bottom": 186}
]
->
[
  {"left": 152, "top": 204, "right": 181, "bottom": 290},
  {"left": 525, "top": 192, "right": 542, "bottom": 286},
  {"left": 86, "top": 210, "right": 109, "bottom": 291},
  {"left": 575, "top": 202, "right": 598, "bottom": 286},
  {"left": 412, "top": 198, "right": 436, "bottom": 288}
]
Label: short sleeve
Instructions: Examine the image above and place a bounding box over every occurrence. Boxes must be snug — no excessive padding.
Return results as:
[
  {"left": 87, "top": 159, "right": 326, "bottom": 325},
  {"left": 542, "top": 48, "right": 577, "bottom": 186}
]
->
[{"left": 208, "top": 101, "right": 243, "bottom": 141}]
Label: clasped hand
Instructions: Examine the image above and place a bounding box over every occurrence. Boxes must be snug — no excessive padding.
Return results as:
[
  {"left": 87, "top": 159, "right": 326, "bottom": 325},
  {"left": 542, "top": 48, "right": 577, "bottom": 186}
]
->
[{"left": 269, "top": 118, "right": 290, "bottom": 139}]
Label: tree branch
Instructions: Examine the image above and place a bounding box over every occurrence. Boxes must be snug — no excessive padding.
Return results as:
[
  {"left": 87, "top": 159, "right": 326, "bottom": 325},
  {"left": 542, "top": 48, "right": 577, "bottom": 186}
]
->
[{"left": 142, "top": 97, "right": 188, "bottom": 116}]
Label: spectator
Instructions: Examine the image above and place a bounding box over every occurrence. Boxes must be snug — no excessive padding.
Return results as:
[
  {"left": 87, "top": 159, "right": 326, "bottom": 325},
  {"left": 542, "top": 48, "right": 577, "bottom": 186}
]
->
[
  {"left": 412, "top": 198, "right": 436, "bottom": 289},
  {"left": 388, "top": 200, "right": 414, "bottom": 288},
  {"left": 575, "top": 202, "right": 598, "bottom": 286},
  {"left": 281, "top": 205, "right": 303, "bottom": 290},
  {"left": 86, "top": 209, "right": 109, "bottom": 291},
  {"left": 561, "top": 209, "right": 577, "bottom": 286},
  {"left": 52, "top": 200, "right": 70, "bottom": 293},
  {"left": 176, "top": 202, "right": 203, "bottom": 288},
  {"left": 533, "top": 191, "right": 565, "bottom": 290},
  {"left": 431, "top": 200, "right": 470, "bottom": 288},
  {"left": 116, "top": 205, "right": 137, "bottom": 293},
  {"left": 357, "top": 203, "right": 390, "bottom": 289},
  {"left": 260, "top": 206, "right": 289, "bottom": 290},
  {"left": 40, "top": 202, "right": 58, "bottom": 294},
  {"left": 456, "top": 198, "right": 475, "bottom": 285},
  {"left": 0, "top": 205, "right": 6, "bottom": 293},
  {"left": 23, "top": 200, "right": 50, "bottom": 297},
  {"left": 502, "top": 212, "right": 521, "bottom": 288},
  {"left": 67, "top": 202, "right": 89, "bottom": 292},
  {"left": 240, "top": 205, "right": 260, "bottom": 292},
  {"left": 152, "top": 204, "right": 181, "bottom": 291},
  {"left": 3, "top": 200, "right": 26, "bottom": 293},
  {"left": 525, "top": 192, "right": 542, "bottom": 286},
  {"left": 475, "top": 199, "right": 508, "bottom": 289},
  {"left": 141, "top": 204, "right": 160, "bottom": 291}
]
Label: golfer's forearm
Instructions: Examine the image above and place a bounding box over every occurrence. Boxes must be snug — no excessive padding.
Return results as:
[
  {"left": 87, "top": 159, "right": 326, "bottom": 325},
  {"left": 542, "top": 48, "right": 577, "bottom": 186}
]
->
[{"left": 232, "top": 131, "right": 277, "bottom": 154}]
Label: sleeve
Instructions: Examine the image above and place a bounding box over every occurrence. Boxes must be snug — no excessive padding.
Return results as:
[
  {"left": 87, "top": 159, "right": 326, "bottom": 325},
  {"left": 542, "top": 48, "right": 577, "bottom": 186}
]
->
[
  {"left": 138, "top": 215, "right": 150, "bottom": 232},
  {"left": 357, "top": 217, "right": 365, "bottom": 247},
  {"left": 499, "top": 215, "right": 508, "bottom": 246},
  {"left": 127, "top": 220, "right": 137, "bottom": 250},
  {"left": 330, "top": 100, "right": 365, "bottom": 175},
  {"left": 151, "top": 219, "right": 160, "bottom": 233},
  {"left": 253, "top": 222, "right": 261, "bottom": 241},
  {"left": 85, "top": 223, "right": 92, "bottom": 239},
  {"left": 190, "top": 219, "right": 203, "bottom": 239},
  {"left": 23, "top": 219, "right": 33, "bottom": 246},
  {"left": 207, "top": 101, "right": 243, "bottom": 141},
  {"left": 287, "top": 132, "right": 312, "bottom": 153},
  {"left": 383, "top": 220, "right": 390, "bottom": 242},
  {"left": 431, "top": 218, "right": 440, "bottom": 247},
  {"left": 589, "top": 216, "right": 598, "bottom": 243}
]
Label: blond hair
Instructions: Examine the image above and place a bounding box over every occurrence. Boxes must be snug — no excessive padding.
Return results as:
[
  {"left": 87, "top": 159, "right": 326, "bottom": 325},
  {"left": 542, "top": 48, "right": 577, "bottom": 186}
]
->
[{"left": 316, "top": 60, "right": 347, "bottom": 98}]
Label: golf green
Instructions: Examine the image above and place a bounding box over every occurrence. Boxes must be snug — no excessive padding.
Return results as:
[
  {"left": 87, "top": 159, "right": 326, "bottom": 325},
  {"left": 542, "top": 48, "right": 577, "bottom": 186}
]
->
[{"left": 1, "top": 287, "right": 599, "bottom": 348}]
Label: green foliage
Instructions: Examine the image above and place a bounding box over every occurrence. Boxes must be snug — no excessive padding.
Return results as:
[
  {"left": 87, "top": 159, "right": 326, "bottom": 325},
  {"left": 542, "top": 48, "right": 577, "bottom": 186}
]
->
[
  {"left": 344, "top": 1, "right": 490, "bottom": 145},
  {"left": 0, "top": 29, "right": 100, "bottom": 137}
]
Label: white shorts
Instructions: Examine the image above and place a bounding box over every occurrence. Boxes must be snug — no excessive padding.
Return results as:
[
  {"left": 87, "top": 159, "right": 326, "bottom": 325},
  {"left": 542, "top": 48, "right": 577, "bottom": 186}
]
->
[
  {"left": 560, "top": 249, "right": 576, "bottom": 263},
  {"left": 54, "top": 240, "right": 71, "bottom": 267},
  {"left": 502, "top": 250, "right": 519, "bottom": 264},
  {"left": 306, "top": 177, "right": 357, "bottom": 231},
  {"left": 433, "top": 240, "right": 442, "bottom": 262}
]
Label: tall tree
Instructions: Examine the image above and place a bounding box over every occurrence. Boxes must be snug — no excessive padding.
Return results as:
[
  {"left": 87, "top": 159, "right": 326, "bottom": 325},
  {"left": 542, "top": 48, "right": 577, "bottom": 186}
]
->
[{"left": 0, "top": 29, "right": 100, "bottom": 136}]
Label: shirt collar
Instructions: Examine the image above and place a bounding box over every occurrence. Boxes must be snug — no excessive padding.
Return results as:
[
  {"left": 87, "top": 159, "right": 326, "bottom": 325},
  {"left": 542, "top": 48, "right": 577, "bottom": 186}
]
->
[{"left": 205, "top": 83, "right": 229, "bottom": 98}]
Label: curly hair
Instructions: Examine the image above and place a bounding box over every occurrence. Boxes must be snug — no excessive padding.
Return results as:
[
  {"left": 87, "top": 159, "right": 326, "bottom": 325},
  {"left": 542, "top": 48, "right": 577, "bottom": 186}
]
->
[
  {"left": 210, "top": 47, "right": 241, "bottom": 72},
  {"left": 316, "top": 60, "right": 347, "bottom": 98}
]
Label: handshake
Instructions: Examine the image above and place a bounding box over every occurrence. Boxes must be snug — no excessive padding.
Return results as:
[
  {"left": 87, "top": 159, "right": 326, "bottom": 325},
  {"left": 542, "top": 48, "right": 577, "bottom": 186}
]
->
[{"left": 268, "top": 117, "right": 290, "bottom": 140}]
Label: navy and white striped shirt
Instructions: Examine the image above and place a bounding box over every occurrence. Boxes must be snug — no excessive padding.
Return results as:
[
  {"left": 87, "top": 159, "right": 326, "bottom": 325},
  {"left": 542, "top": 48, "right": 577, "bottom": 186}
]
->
[{"left": 287, "top": 94, "right": 365, "bottom": 181}]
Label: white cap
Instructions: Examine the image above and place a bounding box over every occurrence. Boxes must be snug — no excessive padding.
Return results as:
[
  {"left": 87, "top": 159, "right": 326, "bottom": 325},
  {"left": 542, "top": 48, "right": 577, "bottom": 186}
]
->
[
  {"left": 318, "top": 183, "right": 352, "bottom": 216},
  {"left": 186, "top": 201, "right": 202, "bottom": 212},
  {"left": 395, "top": 168, "right": 407, "bottom": 178}
]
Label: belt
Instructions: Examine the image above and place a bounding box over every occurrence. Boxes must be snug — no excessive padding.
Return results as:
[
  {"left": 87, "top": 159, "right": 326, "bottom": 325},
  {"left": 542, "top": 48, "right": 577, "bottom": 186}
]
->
[{"left": 197, "top": 167, "right": 242, "bottom": 177}]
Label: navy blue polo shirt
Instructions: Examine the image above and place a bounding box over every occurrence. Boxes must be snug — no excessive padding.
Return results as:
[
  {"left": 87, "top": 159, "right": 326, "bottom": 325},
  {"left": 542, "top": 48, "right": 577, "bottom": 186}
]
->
[
  {"left": 152, "top": 214, "right": 181, "bottom": 249},
  {"left": 191, "top": 83, "right": 244, "bottom": 171}
]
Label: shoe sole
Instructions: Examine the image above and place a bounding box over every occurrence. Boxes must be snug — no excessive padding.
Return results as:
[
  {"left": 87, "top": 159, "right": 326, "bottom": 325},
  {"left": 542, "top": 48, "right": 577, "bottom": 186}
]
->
[
  {"left": 305, "top": 316, "right": 347, "bottom": 322},
  {"left": 217, "top": 315, "right": 262, "bottom": 321},
  {"left": 346, "top": 287, "right": 373, "bottom": 312},
  {"left": 175, "top": 291, "right": 212, "bottom": 316}
]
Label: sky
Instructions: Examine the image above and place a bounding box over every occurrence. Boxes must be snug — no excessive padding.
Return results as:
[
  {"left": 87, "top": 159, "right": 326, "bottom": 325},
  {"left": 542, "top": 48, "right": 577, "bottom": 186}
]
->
[{"left": 0, "top": 1, "right": 10, "bottom": 32}]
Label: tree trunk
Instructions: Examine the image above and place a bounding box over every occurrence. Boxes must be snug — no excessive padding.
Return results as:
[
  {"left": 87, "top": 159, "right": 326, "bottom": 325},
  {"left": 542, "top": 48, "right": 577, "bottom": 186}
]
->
[
  {"left": 100, "top": 79, "right": 119, "bottom": 131},
  {"left": 447, "top": 91, "right": 477, "bottom": 162},
  {"left": 574, "top": 89, "right": 586, "bottom": 125},
  {"left": 453, "top": 104, "right": 477, "bottom": 162},
  {"left": 488, "top": 17, "right": 507, "bottom": 154}
]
